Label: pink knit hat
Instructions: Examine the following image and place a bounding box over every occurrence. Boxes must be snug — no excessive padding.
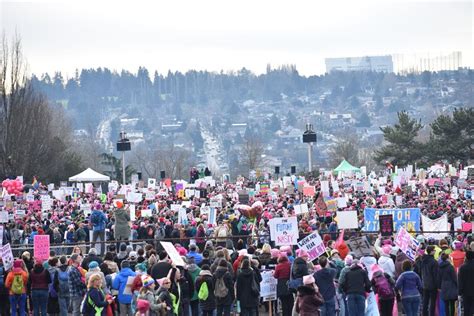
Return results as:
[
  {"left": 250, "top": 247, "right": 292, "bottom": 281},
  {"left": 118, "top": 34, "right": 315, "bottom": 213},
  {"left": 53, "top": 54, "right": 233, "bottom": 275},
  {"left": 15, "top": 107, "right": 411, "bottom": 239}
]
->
[
  {"left": 371, "top": 264, "right": 384, "bottom": 274},
  {"left": 157, "top": 278, "right": 167, "bottom": 287},
  {"left": 296, "top": 249, "right": 308, "bottom": 258},
  {"left": 382, "top": 245, "right": 392, "bottom": 255},
  {"left": 303, "top": 275, "right": 315, "bottom": 285},
  {"left": 270, "top": 249, "right": 280, "bottom": 258}
]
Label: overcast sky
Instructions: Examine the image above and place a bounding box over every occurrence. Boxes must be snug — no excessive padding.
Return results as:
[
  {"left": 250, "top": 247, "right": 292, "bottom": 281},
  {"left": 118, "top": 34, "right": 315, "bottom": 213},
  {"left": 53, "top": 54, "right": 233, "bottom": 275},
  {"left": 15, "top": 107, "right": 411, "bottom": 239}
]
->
[{"left": 1, "top": 0, "right": 472, "bottom": 77}]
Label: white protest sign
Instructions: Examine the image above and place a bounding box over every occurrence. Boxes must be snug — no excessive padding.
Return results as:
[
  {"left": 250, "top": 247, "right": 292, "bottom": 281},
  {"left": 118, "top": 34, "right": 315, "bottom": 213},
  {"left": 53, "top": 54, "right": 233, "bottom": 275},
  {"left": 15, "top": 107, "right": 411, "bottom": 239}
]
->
[
  {"left": 15, "top": 209, "right": 26, "bottom": 217},
  {"left": 160, "top": 241, "right": 186, "bottom": 266},
  {"left": 320, "top": 181, "right": 330, "bottom": 196},
  {"left": 421, "top": 214, "right": 448, "bottom": 240},
  {"left": 47, "top": 183, "right": 55, "bottom": 192},
  {"left": 123, "top": 276, "right": 136, "bottom": 295},
  {"left": 294, "top": 203, "right": 309, "bottom": 215},
  {"left": 26, "top": 193, "right": 35, "bottom": 203},
  {"left": 208, "top": 207, "right": 217, "bottom": 225},
  {"left": 210, "top": 197, "right": 222, "bottom": 208},
  {"left": 260, "top": 270, "right": 277, "bottom": 301},
  {"left": 85, "top": 183, "right": 94, "bottom": 194},
  {"left": 379, "top": 186, "right": 386, "bottom": 195},
  {"left": 0, "top": 225, "right": 3, "bottom": 244},
  {"left": 453, "top": 216, "right": 462, "bottom": 231},
  {"left": 0, "top": 211, "right": 8, "bottom": 223},
  {"left": 145, "top": 191, "right": 155, "bottom": 201},
  {"left": 336, "top": 211, "right": 359, "bottom": 229},
  {"left": 178, "top": 208, "right": 188, "bottom": 224},
  {"left": 200, "top": 206, "right": 210, "bottom": 216},
  {"left": 127, "top": 192, "right": 143, "bottom": 203},
  {"left": 141, "top": 209, "right": 152, "bottom": 217},
  {"left": 148, "top": 178, "right": 157, "bottom": 189},
  {"left": 41, "top": 195, "right": 53, "bottom": 212},
  {"left": 171, "top": 204, "right": 181, "bottom": 212},
  {"left": 297, "top": 231, "right": 326, "bottom": 261},
  {"left": 270, "top": 217, "right": 299, "bottom": 246},
  {"left": 332, "top": 180, "right": 340, "bottom": 192},
  {"left": 337, "top": 197, "right": 347, "bottom": 208},
  {"left": 395, "top": 195, "right": 403, "bottom": 206},
  {"left": 1, "top": 243, "right": 14, "bottom": 270},
  {"left": 129, "top": 204, "right": 136, "bottom": 221}
]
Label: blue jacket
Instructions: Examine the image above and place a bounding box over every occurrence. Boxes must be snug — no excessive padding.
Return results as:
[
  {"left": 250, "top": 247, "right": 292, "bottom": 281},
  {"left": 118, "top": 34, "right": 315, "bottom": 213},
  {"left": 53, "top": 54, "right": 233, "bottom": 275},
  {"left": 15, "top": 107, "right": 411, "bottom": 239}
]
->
[
  {"left": 112, "top": 267, "right": 136, "bottom": 303},
  {"left": 314, "top": 267, "right": 337, "bottom": 301},
  {"left": 91, "top": 210, "right": 107, "bottom": 232},
  {"left": 187, "top": 251, "right": 203, "bottom": 265},
  {"left": 395, "top": 271, "right": 422, "bottom": 298}
]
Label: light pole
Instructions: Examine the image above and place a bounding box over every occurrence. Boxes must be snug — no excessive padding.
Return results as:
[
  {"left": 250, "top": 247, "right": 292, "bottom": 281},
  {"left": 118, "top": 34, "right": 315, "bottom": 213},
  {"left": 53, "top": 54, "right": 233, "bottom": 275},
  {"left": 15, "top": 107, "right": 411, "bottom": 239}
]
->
[
  {"left": 302, "top": 123, "right": 317, "bottom": 172},
  {"left": 117, "top": 131, "right": 131, "bottom": 185}
]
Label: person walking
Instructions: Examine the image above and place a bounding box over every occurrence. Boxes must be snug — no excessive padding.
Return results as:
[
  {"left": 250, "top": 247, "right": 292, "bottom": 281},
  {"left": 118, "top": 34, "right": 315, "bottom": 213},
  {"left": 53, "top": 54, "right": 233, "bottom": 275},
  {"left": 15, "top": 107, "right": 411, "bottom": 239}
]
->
[
  {"left": 54, "top": 256, "right": 70, "bottom": 316},
  {"left": 421, "top": 245, "right": 439, "bottom": 316},
  {"left": 195, "top": 265, "right": 215, "bottom": 316},
  {"left": 112, "top": 261, "right": 136, "bottom": 316},
  {"left": 236, "top": 258, "right": 261, "bottom": 316},
  {"left": 371, "top": 264, "right": 395, "bottom": 316},
  {"left": 339, "top": 259, "right": 371, "bottom": 316},
  {"left": 395, "top": 260, "right": 422, "bottom": 316},
  {"left": 213, "top": 259, "right": 234, "bottom": 316}
]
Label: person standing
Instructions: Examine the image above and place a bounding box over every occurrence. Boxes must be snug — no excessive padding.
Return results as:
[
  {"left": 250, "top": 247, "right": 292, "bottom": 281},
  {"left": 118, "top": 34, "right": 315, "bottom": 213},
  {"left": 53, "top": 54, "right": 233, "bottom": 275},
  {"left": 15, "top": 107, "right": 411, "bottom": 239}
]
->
[
  {"left": 458, "top": 251, "right": 474, "bottom": 316},
  {"left": 314, "top": 256, "right": 337, "bottom": 316},
  {"left": 339, "top": 259, "right": 371, "bottom": 316},
  {"left": 213, "top": 259, "right": 234, "bottom": 316},
  {"left": 395, "top": 260, "right": 422, "bottom": 316},
  {"left": 195, "top": 265, "right": 215, "bottom": 316},
  {"left": 82, "top": 274, "right": 113, "bottom": 316},
  {"left": 114, "top": 204, "right": 131, "bottom": 249},
  {"left": 273, "top": 255, "right": 293, "bottom": 316},
  {"left": 54, "top": 256, "right": 70, "bottom": 316},
  {"left": 29, "top": 260, "right": 51, "bottom": 316},
  {"left": 68, "top": 254, "right": 87, "bottom": 316},
  {"left": 236, "top": 258, "right": 261, "bottom": 316},
  {"left": 295, "top": 275, "right": 324, "bottom": 316},
  {"left": 438, "top": 253, "right": 458, "bottom": 316},
  {"left": 90, "top": 206, "right": 107, "bottom": 256},
  {"left": 112, "top": 261, "right": 136, "bottom": 316},
  {"left": 5, "top": 259, "right": 28, "bottom": 316},
  {"left": 421, "top": 245, "right": 439, "bottom": 316}
]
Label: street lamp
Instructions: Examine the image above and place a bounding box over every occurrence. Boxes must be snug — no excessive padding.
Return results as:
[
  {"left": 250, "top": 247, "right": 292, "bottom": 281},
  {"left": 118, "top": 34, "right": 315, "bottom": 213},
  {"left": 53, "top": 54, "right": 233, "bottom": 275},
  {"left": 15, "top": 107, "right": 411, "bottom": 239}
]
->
[
  {"left": 117, "top": 131, "right": 131, "bottom": 185},
  {"left": 302, "top": 123, "right": 317, "bottom": 172}
]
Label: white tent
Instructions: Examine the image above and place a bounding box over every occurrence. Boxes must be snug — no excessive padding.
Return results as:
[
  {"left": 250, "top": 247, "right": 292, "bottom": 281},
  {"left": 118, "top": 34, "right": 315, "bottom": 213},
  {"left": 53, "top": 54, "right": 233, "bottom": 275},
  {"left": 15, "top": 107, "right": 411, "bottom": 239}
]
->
[{"left": 69, "top": 168, "right": 110, "bottom": 182}]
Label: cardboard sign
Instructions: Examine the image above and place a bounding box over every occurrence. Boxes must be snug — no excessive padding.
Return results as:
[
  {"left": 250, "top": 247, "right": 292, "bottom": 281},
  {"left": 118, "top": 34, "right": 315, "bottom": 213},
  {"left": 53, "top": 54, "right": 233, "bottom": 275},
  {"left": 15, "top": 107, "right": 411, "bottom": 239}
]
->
[
  {"left": 34, "top": 235, "right": 50, "bottom": 261},
  {"left": 303, "top": 186, "right": 315, "bottom": 197},
  {"left": 346, "top": 236, "right": 373, "bottom": 258},
  {"left": 336, "top": 211, "right": 359, "bottom": 229},
  {"left": 160, "top": 241, "right": 186, "bottom": 266},
  {"left": 453, "top": 216, "right": 462, "bottom": 231},
  {"left": 421, "top": 214, "right": 448, "bottom": 240},
  {"left": 379, "top": 214, "right": 394, "bottom": 236},
  {"left": 294, "top": 203, "right": 309, "bottom": 215},
  {"left": 260, "top": 270, "right": 277, "bottom": 301},
  {"left": 270, "top": 217, "right": 299, "bottom": 246},
  {"left": 297, "top": 231, "right": 326, "bottom": 261},
  {"left": 0, "top": 211, "right": 8, "bottom": 223}
]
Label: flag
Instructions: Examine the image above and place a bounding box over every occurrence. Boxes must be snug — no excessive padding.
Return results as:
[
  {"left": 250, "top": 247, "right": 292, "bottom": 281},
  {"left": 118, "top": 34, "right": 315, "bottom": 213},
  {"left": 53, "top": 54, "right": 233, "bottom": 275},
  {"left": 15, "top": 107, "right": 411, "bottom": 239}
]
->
[
  {"left": 314, "top": 193, "right": 327, "bottom": 216},
  {"left": 335, "top": 229, "right": 349, "bottom": 259},
  {"left": 32, "top": 176, "right": 39, "bottom": 190}
]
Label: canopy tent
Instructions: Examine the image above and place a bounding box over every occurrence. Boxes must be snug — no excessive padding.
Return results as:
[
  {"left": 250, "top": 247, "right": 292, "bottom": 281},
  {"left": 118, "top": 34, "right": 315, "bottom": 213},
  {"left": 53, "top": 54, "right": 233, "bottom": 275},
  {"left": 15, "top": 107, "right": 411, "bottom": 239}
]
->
[
  {"left": 333, "top": 159, "right": 361, "bottom": 173},
  {"left": 69, "top": 168, "right": 110, "bottom": 182}
]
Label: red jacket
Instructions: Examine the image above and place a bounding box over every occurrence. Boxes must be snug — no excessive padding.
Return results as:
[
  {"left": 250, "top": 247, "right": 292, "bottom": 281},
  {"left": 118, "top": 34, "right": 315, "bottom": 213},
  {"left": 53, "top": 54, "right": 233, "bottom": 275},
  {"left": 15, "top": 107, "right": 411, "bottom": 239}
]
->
[
  {"left": 450, "top": 250, "right": 465, "bottom": 272},
  {"left": 273, "top": 261, "right": 291, "bottom": 280}
]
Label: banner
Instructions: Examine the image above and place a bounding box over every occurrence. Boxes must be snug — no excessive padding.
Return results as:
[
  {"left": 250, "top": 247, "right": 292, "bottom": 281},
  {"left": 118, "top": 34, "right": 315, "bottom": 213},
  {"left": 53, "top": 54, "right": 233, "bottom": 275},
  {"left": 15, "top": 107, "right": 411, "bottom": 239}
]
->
[
  {"left": 34, "top": 235, "right": 50, "bottom": 261},
  {"left": 394, "top": 227, "right": 420, "bottom": 261},
  {"left": 379, "top": 214, "right": 394, "bottom": 236},
  {"left": 421, "top": 214, "right": 448, "bottom": 240},
  {"left": 297, "top": 231, "right": 326, "bottom": 261},
  {"left": 270, "top": 217, "right": 299, "bottom": 246},
  {"left": 0, "top": 243, "right": 14, "bottom": 270},
  {"left": 363, "top": 208, "right": 420, "bottom": 232}
]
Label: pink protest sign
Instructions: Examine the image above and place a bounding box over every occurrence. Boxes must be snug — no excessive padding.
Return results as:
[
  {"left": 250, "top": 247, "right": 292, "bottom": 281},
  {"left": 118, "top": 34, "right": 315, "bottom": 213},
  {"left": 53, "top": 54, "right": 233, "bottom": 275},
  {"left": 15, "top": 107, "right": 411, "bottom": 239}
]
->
[
  {"left": 34, "top": 235, "right": 50, "bottom": 260},
  {"left": 303, "top": 186, "right": 315, "bottom": 197},
  {"left": 297, "top": 231, "right": 326, "bottom": 261}
]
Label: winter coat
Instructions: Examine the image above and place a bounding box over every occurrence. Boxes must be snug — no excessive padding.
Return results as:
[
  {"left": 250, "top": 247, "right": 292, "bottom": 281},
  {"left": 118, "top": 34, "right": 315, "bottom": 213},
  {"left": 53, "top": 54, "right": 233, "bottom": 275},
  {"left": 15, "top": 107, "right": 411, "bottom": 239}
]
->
[
  {"left": 114, "top": 208, "right": 131, "bottom": 240},
  {"left": 236, "top": 268, "right": 261, "bottom": 308},
  {"left": 291, "top": 257, "right": 309, "bottom": 279},
  {"left": 213, "top": 266, "right": 235, "bottom": 306},
  {"left": 195, "top": 270, "right": 215, "bottom": 311},
  {"left": 187, "top": 264, "right": 201, "bottom": 301},
  {"left": 29, "top": 265, "right": 51, "bottom": 290},
  {"left": 295, "top": 285, "right": 324, "bottom": 316},
  {"left": 178, "top": 270, "right": 194, "bottom": 304},
  {"left": 421, "top": 254, "right": 439, "bottom": 290},
  {"left": 82, "top": 254, "right": 104, "bottom": 270},
  {"left": 5, "top": 268, "right": 28, "bottom": 295},
  {"left": 395, "top": 270, "right": 422, "bottom": 298},
  {"left": 258, "top": 253, "right": 272, "bottom": 268},
  {"left": 82, "top": 287, "right": 108, "bottom": 316},
  {"left": 395, "top": 252, "right": 409, "bottom": 278},
  {"left": 450, "top": 250, "right": 465, "bottom": 272},
  {"left": 438, "top": 260, "right": 458, "bottom": 300},
  {"left": 339, "top": 264, "right": 371, "bottom": 296},
  {"left": 378, "top": 254, "right": 396, "bottom": 278},
  {"left": 137, "top": 289, "right": 162, "bottom": 316},
  {"left": 458, "top": 258, "right": 474, "bottom": 297},
  {"left": 112, "top": 267, "right": 136, "bottom": 304},
  {"left": 314, "top": 267, "right": 336, "bottom": 301},
  {"left": 156, "top": 287, "right": 173, "bottom": 316},
  {"left": 150, "top": 261, "right": 172, "bottom": 281}
]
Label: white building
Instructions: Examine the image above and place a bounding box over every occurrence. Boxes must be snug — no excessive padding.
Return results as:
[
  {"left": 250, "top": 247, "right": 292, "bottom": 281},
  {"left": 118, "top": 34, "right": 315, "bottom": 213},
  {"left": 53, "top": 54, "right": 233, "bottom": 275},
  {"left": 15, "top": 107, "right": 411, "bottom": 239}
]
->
[{"left": 325, "top": 55, "right": 393, "bottom": 73}]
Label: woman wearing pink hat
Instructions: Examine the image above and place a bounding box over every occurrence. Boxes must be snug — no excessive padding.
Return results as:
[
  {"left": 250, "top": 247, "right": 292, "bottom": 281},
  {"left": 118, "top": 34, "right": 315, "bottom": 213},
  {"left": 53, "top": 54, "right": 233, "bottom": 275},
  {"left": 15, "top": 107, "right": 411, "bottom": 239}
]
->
[{"left": 295, "top": 274, "right": 324, "bottom": 316}]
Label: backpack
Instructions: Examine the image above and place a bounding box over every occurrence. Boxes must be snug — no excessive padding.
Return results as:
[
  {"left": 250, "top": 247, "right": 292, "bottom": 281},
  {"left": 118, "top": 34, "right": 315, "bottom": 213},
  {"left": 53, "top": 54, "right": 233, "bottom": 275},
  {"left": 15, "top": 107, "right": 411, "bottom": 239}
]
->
[
  {"left": 57, "top": 269, "right": 70, "bottom": 295},
  {"left": 374, "top": 274, "right": 394, "bottom": 299},
  {"left": 11, "top": 273, "right": 25, "bottom": 295},
  {"left": 214, "top": 277, "right": 229, "bottom": 298},
  {"left": 198, "top": 281, "right": 209, "bottom": 301}
]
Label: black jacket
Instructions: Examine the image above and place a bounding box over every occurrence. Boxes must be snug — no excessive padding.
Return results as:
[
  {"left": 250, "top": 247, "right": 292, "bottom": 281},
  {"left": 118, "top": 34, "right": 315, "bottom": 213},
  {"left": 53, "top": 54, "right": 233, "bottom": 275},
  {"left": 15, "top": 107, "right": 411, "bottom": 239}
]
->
[
  {"left": 340, "top": 264, "right": 371, "bottom": 296},
  {"left": 421, "top": 254, "right": 438, "bottom": 290},
  {"left": 292, "top": 257, "right": 309, "bottom": 279},
  {"left": 438, "top": 260, "right": 458, "bottom": 300},
  {"left": 236, "top": 268, "right": 261, "bottom": 308},
  {"left": 458, "top": 258, "right": 474, "bottom": 297},
  {"left": 150, "top": 261, "right": 172, "bottom": 281},
  {"left": 214, "top": 266, "right": 235, "bottom": 306}
]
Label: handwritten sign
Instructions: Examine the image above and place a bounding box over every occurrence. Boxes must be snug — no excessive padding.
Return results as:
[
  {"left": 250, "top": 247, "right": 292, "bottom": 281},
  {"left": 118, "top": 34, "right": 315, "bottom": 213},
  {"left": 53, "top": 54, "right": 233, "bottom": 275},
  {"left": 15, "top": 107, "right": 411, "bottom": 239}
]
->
[
  {"left": 379, "top": 214, "right": 394, "bottom": 236},
  {"left": 294, "top": 203, "right": 309, "bottom": 215},
  {"left": 394, "top": 227, "right": 420, "bottom": 261},
  {"left": 270, "top": 217, "right": 298, "bottom": 246},
  {"left": 260, "top": 270, "right": 277, "bottom": 301},
  {"left": 297, "top": 231, "right": 326, "bottom": 261},
  {"left": 1, "top": 243, "right": 14, "bottom": 270},
  {"left": 0, "top": 211, "right": 8, "bottom": 223},
  {"left": 34, "top": 235, "right": 50, "bottom": 261},
  {"left": 303, "top": 186, "right": 315, "bottom": 197},
  {"left": 346, "top": 236, "right": 373, "bottom": 258}
]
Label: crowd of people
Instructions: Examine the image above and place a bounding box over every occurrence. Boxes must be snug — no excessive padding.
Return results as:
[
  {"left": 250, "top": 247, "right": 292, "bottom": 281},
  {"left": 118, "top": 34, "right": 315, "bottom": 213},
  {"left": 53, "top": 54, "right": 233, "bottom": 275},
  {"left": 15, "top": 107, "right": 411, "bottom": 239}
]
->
[{"left": 0, "top": 163, "right": 473, "bottom": 316}]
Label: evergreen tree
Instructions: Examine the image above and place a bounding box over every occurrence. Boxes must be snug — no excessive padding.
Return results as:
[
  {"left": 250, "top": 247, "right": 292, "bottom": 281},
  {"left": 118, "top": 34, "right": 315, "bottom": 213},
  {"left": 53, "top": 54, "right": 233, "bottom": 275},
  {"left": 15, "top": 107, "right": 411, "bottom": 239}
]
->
[{"left": 374, "top": 111, "right": 424, "bottom": 166}]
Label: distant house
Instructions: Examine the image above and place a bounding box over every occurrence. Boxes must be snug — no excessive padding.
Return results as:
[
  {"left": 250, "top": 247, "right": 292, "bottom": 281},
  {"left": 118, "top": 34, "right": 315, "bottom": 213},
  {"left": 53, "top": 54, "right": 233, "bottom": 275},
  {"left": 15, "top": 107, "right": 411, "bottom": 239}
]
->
[{"left": 329, "top": 113, "right": 355, "bottom": 124}]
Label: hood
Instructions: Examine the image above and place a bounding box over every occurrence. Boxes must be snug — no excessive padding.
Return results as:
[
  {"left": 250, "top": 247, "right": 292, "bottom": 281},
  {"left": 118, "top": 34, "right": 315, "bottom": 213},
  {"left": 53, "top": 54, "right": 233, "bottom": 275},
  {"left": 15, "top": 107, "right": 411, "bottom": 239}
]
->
[
  {"left": 187, "top": 263, "right": 199, "bottom": 273},
  {"left": 297, "top": 285, "right": 316, "bottom": 296},
  {"left": 215, "top": 266, "right": 228, "bottom": 278},
  {"left": 33, "top": 264, "right": 45, "bottom": 273},
  {"left": 119, "top": 267, "right": 135, "bottom": 277},
  {"left": 239, "top": 267, "right": 255, "bottom": 277},
  {"left": 422, "top": 254, "right": 434, "bottom": 264},
  {"left": 350, "top": 263, "right": 363, "bottom": 271},
  {"left": 59, "top": 265, "right": 68, "bottom": 272},
  {"left": 199, "top": 270, "right": 213, "bottom": 277},
  {"left": 117, "top": 251, "right": 128, "bottom": 260},
  {"left": 372, "top": 270, "right": 384, "bottom": 279},
  {"left": 439, "top": 260, "right": 452, "bottom": 269}
]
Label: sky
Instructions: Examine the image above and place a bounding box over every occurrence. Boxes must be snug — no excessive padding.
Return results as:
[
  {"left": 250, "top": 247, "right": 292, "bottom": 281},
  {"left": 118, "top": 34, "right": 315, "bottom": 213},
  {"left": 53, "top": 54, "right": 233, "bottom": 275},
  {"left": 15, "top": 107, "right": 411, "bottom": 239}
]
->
[{"left": 1, "top": 0, "right": 472, "bottom": 77}]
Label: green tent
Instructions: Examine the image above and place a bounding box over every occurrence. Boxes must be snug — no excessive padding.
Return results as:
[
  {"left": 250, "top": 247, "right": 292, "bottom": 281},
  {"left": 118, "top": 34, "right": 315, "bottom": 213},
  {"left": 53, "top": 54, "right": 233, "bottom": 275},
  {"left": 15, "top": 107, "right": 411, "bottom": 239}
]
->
[{"left": 333, "top": 159, "right": 360, "bottom": 173}]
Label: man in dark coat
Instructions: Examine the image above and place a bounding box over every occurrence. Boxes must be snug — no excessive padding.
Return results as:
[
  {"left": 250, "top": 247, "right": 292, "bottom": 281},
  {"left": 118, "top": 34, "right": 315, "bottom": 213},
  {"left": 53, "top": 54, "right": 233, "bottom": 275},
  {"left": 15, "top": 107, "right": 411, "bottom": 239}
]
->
[
  {"left": 458, "top": 251, "right": 474, "bottom": 316},
  {"left": 421, "top": 245, "right": 439, "bottom": 316}
]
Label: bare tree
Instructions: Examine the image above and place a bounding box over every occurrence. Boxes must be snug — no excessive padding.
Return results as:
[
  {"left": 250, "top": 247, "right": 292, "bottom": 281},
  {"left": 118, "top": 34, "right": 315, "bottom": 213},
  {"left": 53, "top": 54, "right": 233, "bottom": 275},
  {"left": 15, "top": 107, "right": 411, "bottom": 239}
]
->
[
  {"left": 239, "top": 137, "right": 267, "bottom": 174},
  {"left": 0, "top": 34, "right": 82, "bottom": 182},
  {"left": 328, "top": 136, "right": 360, "bottom": 168}
]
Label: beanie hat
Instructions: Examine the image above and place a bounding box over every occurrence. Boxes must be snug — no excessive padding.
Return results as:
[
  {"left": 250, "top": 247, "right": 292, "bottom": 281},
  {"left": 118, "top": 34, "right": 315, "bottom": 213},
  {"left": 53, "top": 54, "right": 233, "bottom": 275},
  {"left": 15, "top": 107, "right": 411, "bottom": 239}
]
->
[
  {"left": 13, "top": 259, "right": 23, "bottom": 269},
  {"left": 270, "top": 249, "right": 280, "bottom": 258},
  {"left": 303, "top": 274, "right": 315, "bottom": 285},
  {"left": 344, "top": 254, "right": 353, "bottom": 266},
  {"left": 296, "top": 249, "right": 308, "bottom": 258},
  {"left": 157, "top": 277, "right": 167, "bottom": 287},
  {"left": 371, "top": 264, "right": 384, "bottom": 274},
  {"left": 136, "top": 299, "right": 150, "bottom": 313},
  {"left": 141, "top": 275, "right": 155, "bottom": 288},
  {"left": 88, "top": 261, "right": 99, "bottom": 269},
  {"left": 454, "top": 241, "right": 463, "bottom": 250},
  {"left": 135, "top": 263, "right": 147, "bottom": 272},
  {"left": 382, "top": 245, "right": 392, "bottom": 255}
]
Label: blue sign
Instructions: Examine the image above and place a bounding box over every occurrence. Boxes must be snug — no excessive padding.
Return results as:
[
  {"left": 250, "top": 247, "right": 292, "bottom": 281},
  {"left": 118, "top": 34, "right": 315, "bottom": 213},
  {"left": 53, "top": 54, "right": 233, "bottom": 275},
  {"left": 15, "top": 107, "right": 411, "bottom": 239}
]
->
[{"left": 363, "top": 208, "right": 420, "bottom": 232}]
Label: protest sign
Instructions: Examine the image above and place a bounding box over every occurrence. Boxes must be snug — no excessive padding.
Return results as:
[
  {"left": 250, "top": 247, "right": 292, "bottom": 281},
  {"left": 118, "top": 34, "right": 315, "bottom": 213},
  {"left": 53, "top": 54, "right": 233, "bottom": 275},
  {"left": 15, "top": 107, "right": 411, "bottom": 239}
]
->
[
  {"left": 337, "top": 197, "right": 347, "bottom": 208},
  {"left": 421, "top": 214, "right": 448, "bottom": 239},
  {"left": 1, "top": 243, "right": 14, "bottom": 270},
  {"left": 395, "top": 227, "right": 420, "bottom": 261},
  {"left": 15, "top": 209, "right": 26, "bottom": 217},
  {"left": 379, "top": 214, "right": 394, "bottom": 236},
  {"left": 297, "top": 231, "right": 326, "bottom": 261},
  {"left": 208, "top": 207, "right": 217, "bottom": 225},
  {"left": 34, "top": 235, "right": 50, "bottom": 261},
  {"left": 0, "top": 226, "right": 3, "bottom": 244},
  {"left": 148, "top": 178, "right": 157, "bottom": 189},
  {"left": 160, "top": 241, "right": 186, "bottom": 266},
  {"left": 141, "top": 209, "right": 152, "bottom": 217},
  {"left": 270, "top": 217, "right": 299, "bottom": 246},
  {"left": 363, "top": 208, "right": 420, "bottom": 232},
  {"left": 145, "top": 191, "right": 155, "bottom": 201},
  {"left": 453, "top": 216, "right": 462, "bottom": 231},
  {"left": 336, "top": 211, "right": 359, "bottom": 229},
  {"left": 293, "top": 203, "right": 309, "bottom": 215},
  {"left": 324, "top": 198, "right": 337, "bottom": 212},
  {"left": 129, "top": 204, "right": 136, "bottom": 221},
  {"left": 41, "top": 195, "right": 53, "bottom": 212},
  {"left": 210, "top": 197, "right": 222, "bottom": 208},
  {"left": 238, "top": 191, "right": 250, "bottom": 205},
  {"left": 178, "top": 207, "right": 188, "bottom": 224},
  {"left": 123, "top": 276, "right": 136, "bottom": 295},
  {"left": 331, "top": 180, "right": 340, "bottom": 192},
  {"left": 0, "top": 211, "right": 8, "bottom": 223},
  {"left": 260, "top": 270, "right": 277, "bottom": 301},
  {"left": 346, "top": 236, "right": 373, "bottom": 258},
  {"left": 303, "top": 186, "right": 315, "bottom": 197},
  {"left": 379, "top": 186, "right": 386, "bottom": 195},
  {"left": 127, "top": 192, "right": 142, "bottom": 203},
  {"left": 320, "top": 181, "right": 330, "bottom": 196}
]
